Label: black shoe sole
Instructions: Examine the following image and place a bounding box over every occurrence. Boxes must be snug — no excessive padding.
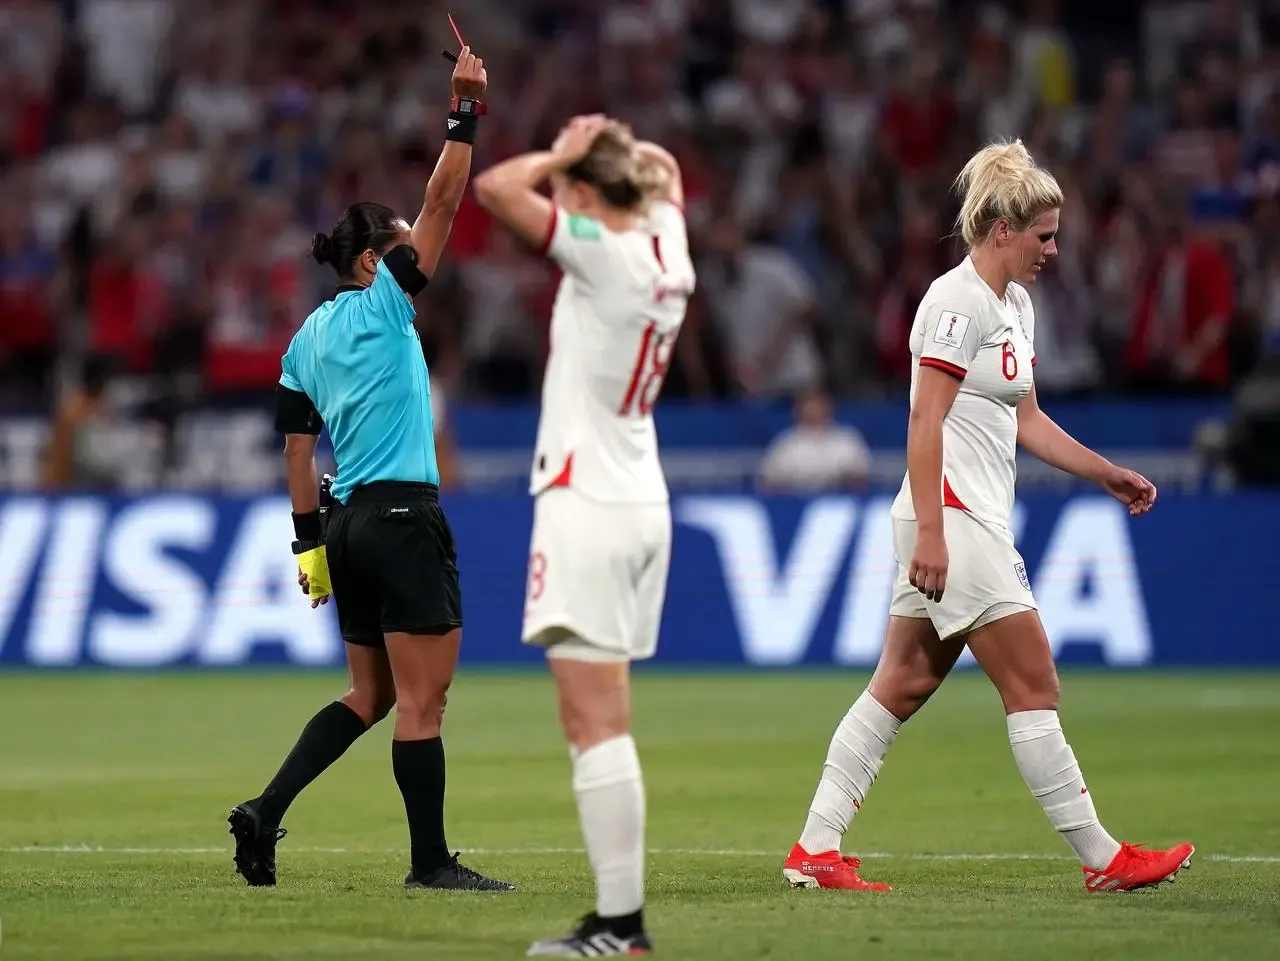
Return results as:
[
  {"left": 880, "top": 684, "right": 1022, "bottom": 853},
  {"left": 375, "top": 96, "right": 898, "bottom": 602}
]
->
[
  {"left": 403, "top": 879, "right": 518, "bottom": 891},
  {"left": 227, "top": 805, "right": 276, "bottom": 887}
]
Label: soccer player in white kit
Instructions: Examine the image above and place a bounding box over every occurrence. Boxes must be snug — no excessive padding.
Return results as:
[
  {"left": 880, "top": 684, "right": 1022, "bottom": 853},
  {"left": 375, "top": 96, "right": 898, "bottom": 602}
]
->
[
  {"left": 782, "top": 140, "right": 1195, "bottom": 894},
  {"left": 474, "top": 115, "right": 693, "bottom": 956}
]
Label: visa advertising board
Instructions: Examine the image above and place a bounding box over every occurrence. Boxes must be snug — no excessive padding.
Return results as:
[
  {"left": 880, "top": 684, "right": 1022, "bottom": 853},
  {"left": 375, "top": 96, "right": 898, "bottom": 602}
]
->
[{"left": 0, "top": 493, "right": 1268, "bottom": 669}]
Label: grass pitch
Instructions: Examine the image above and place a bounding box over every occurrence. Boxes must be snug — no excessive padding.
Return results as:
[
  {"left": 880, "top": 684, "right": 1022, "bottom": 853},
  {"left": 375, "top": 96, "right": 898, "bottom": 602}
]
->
[{"left": 0, "top": 670, "right": 1277, "bottom": 960}]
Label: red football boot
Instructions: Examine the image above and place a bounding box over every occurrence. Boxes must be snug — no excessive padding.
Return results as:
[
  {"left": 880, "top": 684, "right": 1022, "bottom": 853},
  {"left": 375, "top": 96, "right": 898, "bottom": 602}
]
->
[
  {"left": 1082, "top": 841, "right": 1195, "bottom": 892},
  {"left": 782, "top": 843, "right": 892, "bottom": 891}
]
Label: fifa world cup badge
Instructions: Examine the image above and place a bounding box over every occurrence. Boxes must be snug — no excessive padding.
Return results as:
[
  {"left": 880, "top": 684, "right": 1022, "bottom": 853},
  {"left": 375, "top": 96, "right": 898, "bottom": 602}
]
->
[{"left": 1014, "top": 562, "right": 1030, "bottom": 591}]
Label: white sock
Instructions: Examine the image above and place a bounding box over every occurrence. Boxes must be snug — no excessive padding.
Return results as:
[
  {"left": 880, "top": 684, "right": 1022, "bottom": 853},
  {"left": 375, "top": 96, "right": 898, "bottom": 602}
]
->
[
  {"left": 798, "top": 691, "right": 902, "bottom": 854},
  {"left": 572, "top": 735, "right": 645, "bottom": 917},
  {"left": 1007, "top": 710, "right": 1122, "bottom": 870}
]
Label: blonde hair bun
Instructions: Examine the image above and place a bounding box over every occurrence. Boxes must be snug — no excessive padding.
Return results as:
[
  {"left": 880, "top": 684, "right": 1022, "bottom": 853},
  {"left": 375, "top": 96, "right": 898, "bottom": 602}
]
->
[
  {"left": 567, "top": 120, "right": 669, "bottom": 211},
  {"left": 954, "top": 138, "right": 1063, "bottom": 247}
]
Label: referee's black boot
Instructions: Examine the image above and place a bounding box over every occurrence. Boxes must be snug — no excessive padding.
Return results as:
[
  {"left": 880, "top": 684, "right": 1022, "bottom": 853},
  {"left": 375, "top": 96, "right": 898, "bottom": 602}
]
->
[
  {"left": 227, "top": 801, "right": 286, "bottom": 887},
  {"left": 403, "top": 853, "right": 516, "bottom": 891}
]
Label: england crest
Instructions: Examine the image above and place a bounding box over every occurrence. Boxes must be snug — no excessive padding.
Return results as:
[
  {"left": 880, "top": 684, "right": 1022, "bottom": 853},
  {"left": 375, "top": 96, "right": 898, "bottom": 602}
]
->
[{"left": 1014, "top": 561, "right": 1030, "bottom": 591}]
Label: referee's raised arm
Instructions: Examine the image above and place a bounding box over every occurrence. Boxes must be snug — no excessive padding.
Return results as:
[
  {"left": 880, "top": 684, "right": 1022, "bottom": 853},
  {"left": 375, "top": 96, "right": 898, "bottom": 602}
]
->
[{"left": 411, "top": 46, "right": 488, "bottom": 279}]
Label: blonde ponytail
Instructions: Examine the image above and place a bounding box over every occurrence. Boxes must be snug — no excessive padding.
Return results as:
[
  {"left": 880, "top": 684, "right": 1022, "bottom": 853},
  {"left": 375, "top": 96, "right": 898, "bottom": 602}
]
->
[
  {"left": 565, "top": 119, "right": 670, "bottom": 211},
  {"left": 629, "top": 153, "right": 672, "bottom": 206},
  {"left": 954, "top": 139, "right": 1063, "bottom": 248}
]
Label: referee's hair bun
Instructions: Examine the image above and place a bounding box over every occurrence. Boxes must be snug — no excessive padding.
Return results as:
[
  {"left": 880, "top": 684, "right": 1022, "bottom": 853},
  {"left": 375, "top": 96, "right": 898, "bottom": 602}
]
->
[{"left": 311, "top": 232, "right": 333, "bottom": 266}]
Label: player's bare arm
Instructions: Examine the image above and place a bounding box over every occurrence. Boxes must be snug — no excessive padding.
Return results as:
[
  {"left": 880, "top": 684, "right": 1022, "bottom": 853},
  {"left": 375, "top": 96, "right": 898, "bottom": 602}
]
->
[
  {"left": 410, "top": 47, "right": 487, "bottom": 277},
  {"left": 1016, "top": 386, "right": 1157, "bottom": 516},
  {"left": 473, "top": 114, "right": 611, "bottom": 247},
  {"left": 906, "top": 366, "right": 962, "bottom": 602},
  {"left": 472, "top": 151, "right": 560, "bottom": 245}
]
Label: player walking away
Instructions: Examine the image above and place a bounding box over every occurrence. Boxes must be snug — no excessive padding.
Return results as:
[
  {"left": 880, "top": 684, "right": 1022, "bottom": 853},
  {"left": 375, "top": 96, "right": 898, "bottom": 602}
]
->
[
  {"left": 474, "top": 116, "right": 693, "bottom": 956},
  {"left": 227, "top": 47, "right": 514, "bottom": 894},
  {"left": 783, "top": 139, "right": 1195, "bottom": 895}
]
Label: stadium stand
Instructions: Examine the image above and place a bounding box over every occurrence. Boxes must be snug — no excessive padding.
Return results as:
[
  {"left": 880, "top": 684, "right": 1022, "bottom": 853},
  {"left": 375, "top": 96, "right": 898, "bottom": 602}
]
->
[{"left": 1, "top": 0, "right": 1278, "bottom": 492}]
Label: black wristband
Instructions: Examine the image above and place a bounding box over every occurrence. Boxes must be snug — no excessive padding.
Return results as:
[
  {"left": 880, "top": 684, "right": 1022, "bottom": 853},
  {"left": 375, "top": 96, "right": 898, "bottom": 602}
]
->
[
  {"left": 445, "top": 111, "right": 478, "bottom": 144},
  {"left": 445, "top": 97, "right": 484, "bottom": 145},
  {"left": 292, "top": 510, "right": 323, "bottom": 542}
]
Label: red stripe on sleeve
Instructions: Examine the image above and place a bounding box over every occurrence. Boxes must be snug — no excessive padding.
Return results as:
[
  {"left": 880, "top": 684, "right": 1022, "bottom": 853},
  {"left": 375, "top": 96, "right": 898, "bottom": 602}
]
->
[
  {"left": 537, "top": 206, "right": 558, "bottom": 256},
  {"left": 919, "top": 357, "right": 967, "bottom": 380}
]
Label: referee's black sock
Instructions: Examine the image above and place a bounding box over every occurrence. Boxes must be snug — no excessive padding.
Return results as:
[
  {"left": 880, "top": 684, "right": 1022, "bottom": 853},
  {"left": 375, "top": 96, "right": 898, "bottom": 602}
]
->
[
  {"left": 253, "top": 701, "right": 369, "bottom": 826},
  {"left": 392, "top": 736, "right": 451, "bottom": 874}
]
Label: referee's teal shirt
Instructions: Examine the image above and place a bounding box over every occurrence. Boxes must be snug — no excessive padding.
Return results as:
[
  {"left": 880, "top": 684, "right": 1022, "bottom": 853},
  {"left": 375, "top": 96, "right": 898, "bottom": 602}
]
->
[{"left": 280, "top": 260, "right": 438, "bottom": 504}]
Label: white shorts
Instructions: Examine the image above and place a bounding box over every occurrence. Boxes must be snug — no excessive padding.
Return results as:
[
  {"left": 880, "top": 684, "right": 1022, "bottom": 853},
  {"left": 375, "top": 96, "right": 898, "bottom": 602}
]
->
[
  {"left": 889, "top": 508, "right": 1036, "bottom": 640},
  {"left": 521, "top": 488, "right": 672, "bottom": 663}
]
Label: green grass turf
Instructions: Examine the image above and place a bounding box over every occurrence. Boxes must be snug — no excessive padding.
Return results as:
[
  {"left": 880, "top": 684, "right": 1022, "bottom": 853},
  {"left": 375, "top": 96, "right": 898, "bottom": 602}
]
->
[{"left": 0, "top": 670, "right": 1277, "bottom": 960}]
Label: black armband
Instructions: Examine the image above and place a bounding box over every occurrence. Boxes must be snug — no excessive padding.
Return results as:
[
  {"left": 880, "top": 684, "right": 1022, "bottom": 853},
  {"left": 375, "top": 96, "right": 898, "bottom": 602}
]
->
[
  {"left": 445, "top": 97, "right": 485, "bottom": 145},
  {"left": 292, "top": 510, "right": 323, "bottom": 542},
  {"left": 275, "top": 385, "right": 324, "bottom": 435},
  {"left": 383, "top": 244, "right": 429, "bottom": 295}
]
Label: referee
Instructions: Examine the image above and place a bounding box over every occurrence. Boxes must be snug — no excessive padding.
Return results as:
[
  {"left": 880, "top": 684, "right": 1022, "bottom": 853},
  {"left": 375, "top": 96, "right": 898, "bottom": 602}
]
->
[{"left": 227, "top": 47, "right": 513, "bottom": 893}]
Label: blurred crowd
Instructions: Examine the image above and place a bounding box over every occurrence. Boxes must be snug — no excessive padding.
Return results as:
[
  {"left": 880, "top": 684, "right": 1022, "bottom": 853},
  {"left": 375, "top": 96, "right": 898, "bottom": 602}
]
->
[{"left": 4, "top": 0, "right": 1280, "bottom": 418}]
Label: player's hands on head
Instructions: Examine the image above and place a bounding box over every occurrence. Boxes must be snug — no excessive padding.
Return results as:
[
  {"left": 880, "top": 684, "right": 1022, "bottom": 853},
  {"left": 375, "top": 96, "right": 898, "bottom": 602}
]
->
[
  {"left": 909, "top": 528, "right": 949, "bottom": 603},
  {"left": 451, "top": 46, "right": 487, "bottom": 99},
  {"left": 297, "top": 570, "right": 330, "bottom": 608},
  {"left": 1101, "top": 466, "right": 1158, "bottom": 517},
  {"left": 551, "top": 114, "right": 609, "bottom": 165}
]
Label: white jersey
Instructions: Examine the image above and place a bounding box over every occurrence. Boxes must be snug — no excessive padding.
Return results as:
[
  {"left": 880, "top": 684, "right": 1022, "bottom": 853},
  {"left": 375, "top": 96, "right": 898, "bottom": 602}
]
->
[
  {"left": 890, "top": 255, "right": 1036, "bottom": 530},
  {"left": 530, "top": 200, "right": 696, "bottom": 504}
]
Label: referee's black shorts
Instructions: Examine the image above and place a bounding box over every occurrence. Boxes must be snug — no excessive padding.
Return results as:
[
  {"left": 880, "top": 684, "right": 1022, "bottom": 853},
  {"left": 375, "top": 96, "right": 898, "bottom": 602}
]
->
[{"left": 324, "top": 481, "right": 462, "bottom": 645}]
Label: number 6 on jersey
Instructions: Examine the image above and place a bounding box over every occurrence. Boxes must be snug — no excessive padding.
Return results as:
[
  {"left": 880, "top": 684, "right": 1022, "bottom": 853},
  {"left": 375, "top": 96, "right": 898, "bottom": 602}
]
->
[{"left": 1001, "top": 340, "right": 1018, "bottom": 381}]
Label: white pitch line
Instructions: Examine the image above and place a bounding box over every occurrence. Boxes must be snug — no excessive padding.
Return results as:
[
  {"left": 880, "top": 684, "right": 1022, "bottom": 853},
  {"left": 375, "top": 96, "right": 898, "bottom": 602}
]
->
[{"left": 2, "top": 846, "right": 1277, "bottom": 863}]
